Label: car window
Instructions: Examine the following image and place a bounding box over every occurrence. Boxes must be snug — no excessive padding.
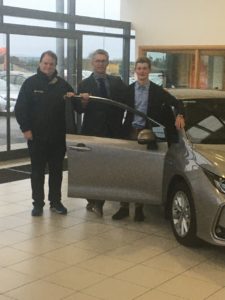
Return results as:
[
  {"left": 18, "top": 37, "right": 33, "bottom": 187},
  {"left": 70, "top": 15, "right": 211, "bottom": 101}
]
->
[
  {"left": 152, "top": 126, "right": 166, "bottom": 141},
  {"left": 183, "top": 99, "right": 225, "bottom": 144}
]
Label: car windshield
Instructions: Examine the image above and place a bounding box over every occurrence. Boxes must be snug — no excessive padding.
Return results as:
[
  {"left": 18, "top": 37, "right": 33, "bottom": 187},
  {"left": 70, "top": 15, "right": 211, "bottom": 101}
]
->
[{"left": 183, "top": 98, "right": 225, "bottom": 144}]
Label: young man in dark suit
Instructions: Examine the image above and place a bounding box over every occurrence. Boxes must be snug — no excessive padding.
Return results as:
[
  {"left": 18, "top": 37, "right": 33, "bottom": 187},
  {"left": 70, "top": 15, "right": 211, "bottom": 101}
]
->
[{"left": 112, "top": 56, "right": 185, "bottom": 222}]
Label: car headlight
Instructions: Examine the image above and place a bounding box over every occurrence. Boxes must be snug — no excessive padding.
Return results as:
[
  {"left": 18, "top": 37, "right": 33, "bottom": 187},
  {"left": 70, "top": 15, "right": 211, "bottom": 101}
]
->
[{"left": 203, "top": 168, "right": 225, "bottom": 194}]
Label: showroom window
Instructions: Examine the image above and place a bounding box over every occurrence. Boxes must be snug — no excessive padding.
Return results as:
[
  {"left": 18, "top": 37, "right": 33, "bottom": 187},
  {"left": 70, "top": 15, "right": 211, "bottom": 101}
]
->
[
  {"left": 139, "top": 46, "right": 225, "bottom": 90},
  {"left": 3, "top": 0, "right": 121, "bottom": 19},
  {"left": 0, "top": 0, "right": 133, "bottom": 159}
]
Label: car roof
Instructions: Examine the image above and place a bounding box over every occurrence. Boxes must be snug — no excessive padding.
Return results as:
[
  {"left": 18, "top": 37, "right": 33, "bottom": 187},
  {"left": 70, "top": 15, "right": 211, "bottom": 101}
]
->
[
  {"left": 0, "top": 71, "right": 33, "bottom": 77},
  {"left": 167, "top": 88, "right": 225, "bottom": 100}
]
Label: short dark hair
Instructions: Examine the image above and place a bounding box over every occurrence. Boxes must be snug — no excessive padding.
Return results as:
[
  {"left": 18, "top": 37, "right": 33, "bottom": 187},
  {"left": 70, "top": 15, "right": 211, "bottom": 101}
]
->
[
  {"left": 91, "top": 49, "right": 109, "bottom": 62},
  {"left": 40, "top": 50, "right": 58, "bottom": 65},
  {"left": 135, "top": 56, "right": 151, "bottom": 69}
]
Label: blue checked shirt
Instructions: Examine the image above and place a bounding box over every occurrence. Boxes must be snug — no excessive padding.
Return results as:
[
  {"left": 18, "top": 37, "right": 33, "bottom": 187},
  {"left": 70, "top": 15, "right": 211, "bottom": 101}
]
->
[{"left": 132, "top": 80, "right": 150, "bottom": 129}]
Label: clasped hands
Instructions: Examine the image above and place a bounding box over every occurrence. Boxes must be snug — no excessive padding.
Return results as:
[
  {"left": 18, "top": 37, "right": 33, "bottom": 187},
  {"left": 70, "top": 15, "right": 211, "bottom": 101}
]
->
[{"left": 65, "top": 92, "right": 90, "bottom": 106}]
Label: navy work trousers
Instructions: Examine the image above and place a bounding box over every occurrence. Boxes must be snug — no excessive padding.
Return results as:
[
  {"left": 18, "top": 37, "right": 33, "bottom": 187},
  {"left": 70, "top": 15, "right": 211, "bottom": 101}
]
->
[{"left": 28, "top": 139, "right": 66, "bottom": 208}]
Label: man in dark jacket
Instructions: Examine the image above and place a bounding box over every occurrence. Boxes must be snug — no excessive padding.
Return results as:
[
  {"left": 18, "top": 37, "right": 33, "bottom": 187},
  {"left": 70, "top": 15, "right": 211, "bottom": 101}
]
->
[
  {"left": 76, "top": 49, "right": 128, "bottom": 216},
  {"left": 112, "top": 56, "right": 185, "bottom": 222},
  {"left": 15, "top": 50, "right": 74, "bottom": 217}
]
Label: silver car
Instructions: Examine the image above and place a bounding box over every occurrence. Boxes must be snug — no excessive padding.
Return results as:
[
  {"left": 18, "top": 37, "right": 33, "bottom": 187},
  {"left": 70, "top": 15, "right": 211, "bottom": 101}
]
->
[{"left": 67, "top": 89, "right": 225, "bottom": 247}]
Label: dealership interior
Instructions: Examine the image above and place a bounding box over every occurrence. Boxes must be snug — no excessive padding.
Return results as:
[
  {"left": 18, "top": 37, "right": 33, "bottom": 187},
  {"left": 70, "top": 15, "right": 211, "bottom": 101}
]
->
[{"left": 1, "top": 1, "right": 225, "bottom": 299}]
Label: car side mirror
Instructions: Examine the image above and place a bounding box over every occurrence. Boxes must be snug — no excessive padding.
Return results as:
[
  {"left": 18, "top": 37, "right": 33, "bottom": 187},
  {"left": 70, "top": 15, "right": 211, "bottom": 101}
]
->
[{"left": 137, "top": 129, "right": 158, "bottom": 150}]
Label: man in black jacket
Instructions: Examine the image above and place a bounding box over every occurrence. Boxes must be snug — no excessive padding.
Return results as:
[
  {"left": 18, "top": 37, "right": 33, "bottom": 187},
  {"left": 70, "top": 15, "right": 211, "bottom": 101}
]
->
[
  {"left": 76, "top": 49, "right": 128, "bottom": 216},
  {"left": 112, "top": 56, "right": 185, "bottom": 222},
  {"left": 15, "top": 50, "right": 74, "bottom": 216}
]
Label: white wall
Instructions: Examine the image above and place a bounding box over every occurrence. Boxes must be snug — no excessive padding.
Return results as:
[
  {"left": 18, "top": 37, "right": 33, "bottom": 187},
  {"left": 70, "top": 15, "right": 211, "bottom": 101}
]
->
[{"left": 121, "top": 0, "right": 225, "bottom": 55}]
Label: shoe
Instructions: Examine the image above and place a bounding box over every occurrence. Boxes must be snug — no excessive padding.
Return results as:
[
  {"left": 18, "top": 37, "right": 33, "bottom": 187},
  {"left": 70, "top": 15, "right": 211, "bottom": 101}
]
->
[
  {"left": 134, "top": 207, "right": 145, "bottom": 222},
  {"left": 92, "top": 204, "right": 103, "bottom": 217},
  {"left": 112, "top": 207, "right": 129, "bottom": 220},
  {"left": 50, "top": 202, "right": 67, "bottom": 215},
  {"left": 31, "top": 206, "right": 43, "bottom": 216},
  {"left": 86, "top": 202, "right": 94, "bottom": 211}
]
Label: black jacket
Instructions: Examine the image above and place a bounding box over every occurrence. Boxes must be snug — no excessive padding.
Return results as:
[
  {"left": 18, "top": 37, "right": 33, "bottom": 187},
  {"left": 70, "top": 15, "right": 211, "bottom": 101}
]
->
[
  {"left": 76, "top": 73, "right": 128, "bottom": 138},
  {"left": 15, "top": 69, "right": 74, "bottom": 143},
  {"left": 123, "top": 81, "right": 185, "bottom": 141}
]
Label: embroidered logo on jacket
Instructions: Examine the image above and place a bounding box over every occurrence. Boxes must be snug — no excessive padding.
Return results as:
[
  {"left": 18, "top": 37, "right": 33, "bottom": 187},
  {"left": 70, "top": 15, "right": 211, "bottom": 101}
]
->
[{"left": 33, "top": 90, "right": 44, "bottom": 93}]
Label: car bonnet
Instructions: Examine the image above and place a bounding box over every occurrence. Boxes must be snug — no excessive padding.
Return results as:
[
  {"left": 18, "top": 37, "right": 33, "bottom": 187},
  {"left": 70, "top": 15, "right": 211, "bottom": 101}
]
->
[{"left": 193, "top": 144, "right": 225, "bottom": 176}]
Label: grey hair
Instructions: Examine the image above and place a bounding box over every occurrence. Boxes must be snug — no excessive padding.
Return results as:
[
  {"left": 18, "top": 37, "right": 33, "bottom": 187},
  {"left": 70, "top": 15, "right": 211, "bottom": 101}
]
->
[{"left": 91, "top": 49, "right": 109, "bottom": 62}]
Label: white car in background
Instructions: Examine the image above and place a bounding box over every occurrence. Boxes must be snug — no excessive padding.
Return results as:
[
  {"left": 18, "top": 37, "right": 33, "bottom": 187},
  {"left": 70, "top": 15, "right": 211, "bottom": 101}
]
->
[
  {"left": 0, "top": 78, "right": 20, "bottom": 112},
  {"left": 0, "top": 71, "right": 33, "bottom": 112},
  {"left": 0, "top": 70, "right": 33, "bottom": 86}
]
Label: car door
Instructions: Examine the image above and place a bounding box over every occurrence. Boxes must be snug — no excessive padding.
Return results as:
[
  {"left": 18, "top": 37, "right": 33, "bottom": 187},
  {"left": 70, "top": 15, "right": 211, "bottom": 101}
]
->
[{"left": 67, "top": 133, "right": 168, "bottom": 205}]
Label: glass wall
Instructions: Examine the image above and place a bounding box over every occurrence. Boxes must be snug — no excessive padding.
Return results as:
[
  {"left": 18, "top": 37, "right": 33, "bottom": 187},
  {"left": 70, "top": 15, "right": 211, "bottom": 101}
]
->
[
  {"left": 8, "top": 35, "right": 77, "bottom": 151},
  {"left": 0, "top": 1, "right": 133, "bottom": 159},
  {"left": 0, "top": 34, "right": 7, "bottom": 152},
  {"left": 75, "top": 0, "right": 120, "bottom": 20},
  {"left": 3, "top": 0, "right": 60, "bottom": 12},
  {"left": 82, "top": 35, "right": 123, "bottom": 79},
  {"left": 4, "top": 0, "right": 121, "bottom": 19}
]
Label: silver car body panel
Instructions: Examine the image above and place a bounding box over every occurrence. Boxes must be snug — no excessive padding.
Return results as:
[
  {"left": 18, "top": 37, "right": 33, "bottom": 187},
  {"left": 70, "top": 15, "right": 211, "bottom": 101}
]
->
[
  {"left": 162, "top": 133, "right": 225, "bottom": 245},
  {"left": 67, "top": 134, "right": 167, "bottom": 204},
  {"left": 67, "top": 90, "right": 225, "bottom": 246}
]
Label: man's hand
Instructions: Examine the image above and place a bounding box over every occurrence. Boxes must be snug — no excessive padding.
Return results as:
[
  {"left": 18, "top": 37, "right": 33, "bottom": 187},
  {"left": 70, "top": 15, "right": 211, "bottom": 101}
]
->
[
  {"left": 23, "top": 130, "right": 33, "bottom": 140},
  {"left": 175, "top": 114, "right": 185, "bottom": 130},
  {"left": 80, "top": 93, "right": 90, "bottom": 106},
  {"left": 64, "top": 92, "right": 90, "bottom": 106},
  {"left": 64, "top": 92, "right": 76, "bottom": 99}
]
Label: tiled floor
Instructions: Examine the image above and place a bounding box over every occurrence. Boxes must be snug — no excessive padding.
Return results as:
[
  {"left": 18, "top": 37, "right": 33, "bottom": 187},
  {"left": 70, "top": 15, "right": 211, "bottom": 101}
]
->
[{"left": 0, "top": 171, "right": 225, "bottom": 300}]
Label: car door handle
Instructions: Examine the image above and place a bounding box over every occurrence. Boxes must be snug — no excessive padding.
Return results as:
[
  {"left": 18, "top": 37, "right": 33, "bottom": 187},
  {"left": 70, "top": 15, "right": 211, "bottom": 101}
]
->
[{"left": 68, "top": 144, "right": 91, "bottom": 152}]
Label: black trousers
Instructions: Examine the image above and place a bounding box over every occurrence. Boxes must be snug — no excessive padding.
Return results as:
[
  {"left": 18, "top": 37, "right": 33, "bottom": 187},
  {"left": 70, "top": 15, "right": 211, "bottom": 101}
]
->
[
  {"left": 28, "top": 139, "right": 66, "bottom": 208},
  {"left": 87, "top": 199, "right": 105, "bottom": 208},
  {"left": 119, "top": 127, "right": 143, "bottom": 210},
  {"left": 120, "top": 202, "right": 143, "bottom": 209}
]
